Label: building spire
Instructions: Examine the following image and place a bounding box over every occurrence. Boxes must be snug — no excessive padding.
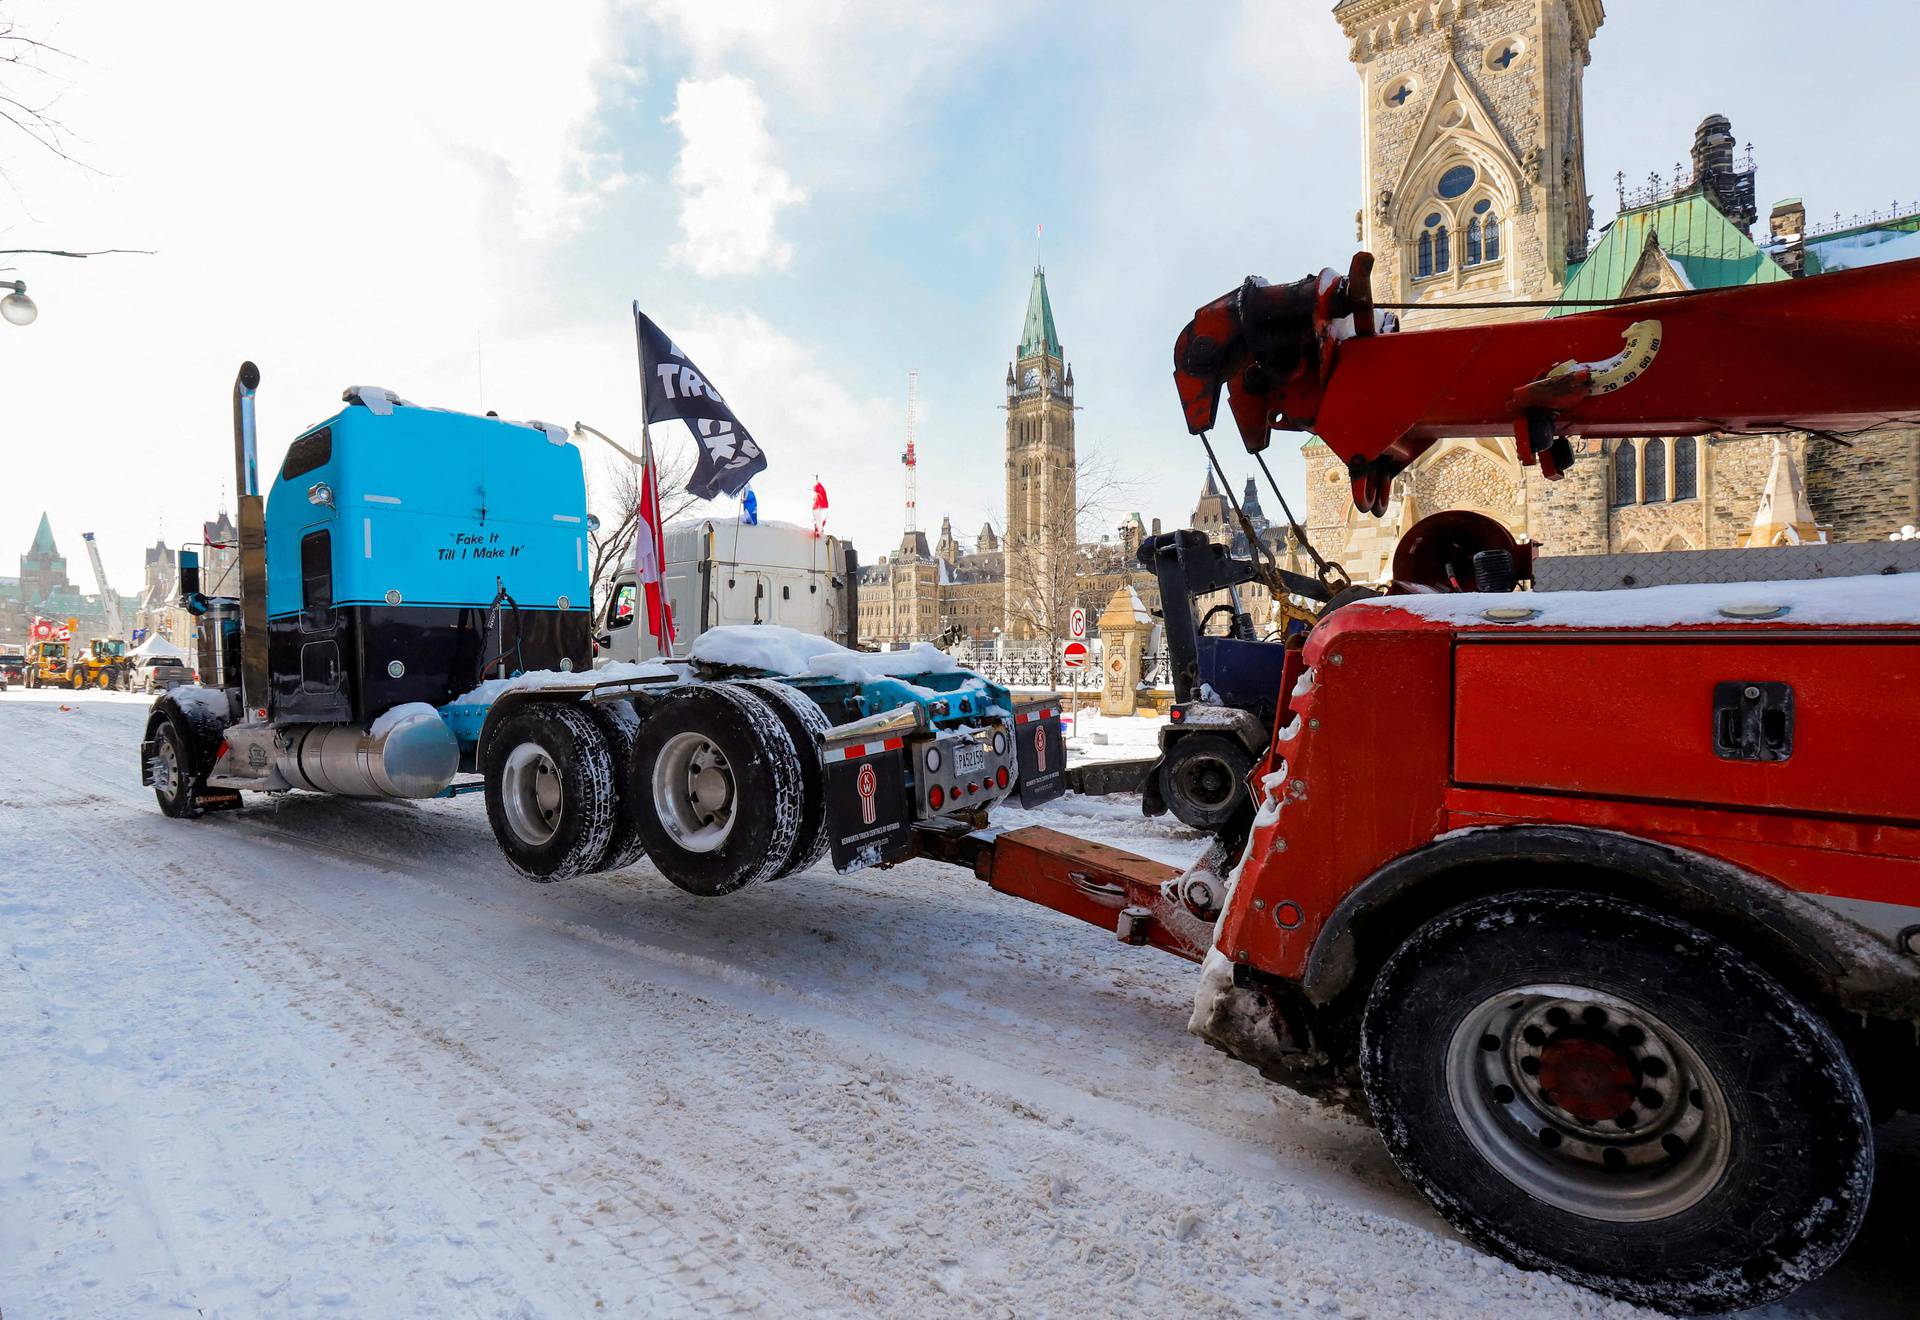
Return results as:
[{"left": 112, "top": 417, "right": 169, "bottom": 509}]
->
[
  {"left": 1018, "top": 266, "right": 1063, "bottom": 360},
  {"left": 1744, "top": 437, "right": 1827, "bottom": 547},
  {"left": 29, "top": 511, "right": 58, "bottom": 556}
]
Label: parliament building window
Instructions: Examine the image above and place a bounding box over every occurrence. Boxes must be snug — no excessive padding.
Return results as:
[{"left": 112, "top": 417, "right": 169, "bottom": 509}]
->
[
  {"left": 1642, "top": 438, "right": 1667, "bottom": 503},
  {"left": 1611, "top": 441, "right": 1637, "bottom": 506},
  {"left": 1673, "top": 437, "right": 1698, "bottom": 501}
]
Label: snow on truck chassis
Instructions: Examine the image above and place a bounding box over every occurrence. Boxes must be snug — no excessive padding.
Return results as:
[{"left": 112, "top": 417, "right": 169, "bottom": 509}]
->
[{"left": 140, "top": 364, "right": 1064, "bottom": 897}]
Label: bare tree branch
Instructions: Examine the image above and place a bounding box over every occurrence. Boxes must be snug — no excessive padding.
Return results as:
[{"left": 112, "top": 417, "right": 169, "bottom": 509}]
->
[
  {"left": 583, "top": 433, "right": 702, "bottom": 619},
  {"left": 0, "top": 9, "right": 96, "bottom": 184},
  {"left": 0, "top": 247, "right": 156, "bottom": 257},
  {"left": 997, "top": 439, "right": 1145, "bottom": 685}
]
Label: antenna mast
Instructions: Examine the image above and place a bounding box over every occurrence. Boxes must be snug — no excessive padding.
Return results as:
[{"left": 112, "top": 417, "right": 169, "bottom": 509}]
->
[{"left": 901, "top": 369, "right": 919, "bottom": 534}]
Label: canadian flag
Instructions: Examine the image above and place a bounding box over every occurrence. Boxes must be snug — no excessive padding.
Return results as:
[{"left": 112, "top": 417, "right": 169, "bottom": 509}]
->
[
  {"left": 811, "top": 480, "right": 829, "bottom": 538},
  {"left": 635, "top": 432, "right": 675, "bottom": 652}
]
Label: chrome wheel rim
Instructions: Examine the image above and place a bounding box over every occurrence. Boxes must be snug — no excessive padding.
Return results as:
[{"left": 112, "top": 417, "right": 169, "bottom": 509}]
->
[
  {"left": 152, "top": 732, "right": 179, "bottom": 803},
  {"left": 500, "top": 742, "right": 564, "bottom": 848},
  {"left": 653, "top": 731, "right": 736, "bottom": 853},
  {"left": 1445, "top": 983, "right": 1731, "bottom": 1222}
]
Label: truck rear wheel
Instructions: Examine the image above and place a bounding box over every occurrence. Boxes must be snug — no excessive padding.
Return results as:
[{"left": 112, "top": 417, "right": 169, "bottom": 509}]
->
[
  {"left": 584, "top": 701, "right": 649, "bottom": 874},
  {"left": 737, "top": 679, "right": 831, "bottom": 879},
  {"left": 484, "top": 704, "right": 618, "bottom": 882},
  {"left": 630, "top": 684, "right": 801, "bottom": 896},
  {"left": 1360, "top": 890, "right": 1872, "bottom": 1315},
  {"left": 1158, "top": 732, "right": 1253, "bottom": 833}
]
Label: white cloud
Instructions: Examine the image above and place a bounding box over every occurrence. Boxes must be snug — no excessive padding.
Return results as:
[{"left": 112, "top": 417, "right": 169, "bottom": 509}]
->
[
  {"left": 667, "top": 76, "right": 804, "bottom": 277},
  {"left": 0, "top": 0, "right": 635, "bottom": 588}
]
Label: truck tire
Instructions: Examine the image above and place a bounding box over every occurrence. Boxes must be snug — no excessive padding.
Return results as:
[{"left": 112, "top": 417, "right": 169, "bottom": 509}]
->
[
  {"left": 1360, "top": 890, "right": 1873, "bottom": 1315},
  {"left": 147, "top": 712, "right": 204, "bottom": 819},
  {"left": 629, "top": 683, "right": 801, "bottom": 896},
  {"left": 1157, "top": 732, "right": 1253, "bottom": 834},
  {"left": 484, "top": 704, "right": 618, "bottom": 883},
  {"left": 584, "top": 701, "right": 649, "bottom": 874},
  {"left": 737, "top": 679, "right": 831, "bottom": 879}
]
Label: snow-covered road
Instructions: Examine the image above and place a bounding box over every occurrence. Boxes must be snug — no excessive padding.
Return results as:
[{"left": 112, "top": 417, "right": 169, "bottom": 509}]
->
[{"left": 2, "top": 690, "right": 1913, "bottom": 1317}]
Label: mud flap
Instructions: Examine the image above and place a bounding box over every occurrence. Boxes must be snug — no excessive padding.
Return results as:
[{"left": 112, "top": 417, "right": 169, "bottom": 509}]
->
[
  {"left": 1012, "top": 702, "right": 1067, "bottom": 807},
  {"left": 825, "top": 747, "right": 915, "bottom": 872}
]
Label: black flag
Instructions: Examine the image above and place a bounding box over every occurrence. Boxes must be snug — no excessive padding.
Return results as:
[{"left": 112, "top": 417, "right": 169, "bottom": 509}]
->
[{"left": 633, "top": 305, "right": 768, "bottom": 501}]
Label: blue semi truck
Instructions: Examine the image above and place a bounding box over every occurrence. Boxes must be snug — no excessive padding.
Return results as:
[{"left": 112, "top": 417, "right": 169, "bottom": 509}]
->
[{"left": 141, "top": 363, "right": 1065, "bottom": 892}]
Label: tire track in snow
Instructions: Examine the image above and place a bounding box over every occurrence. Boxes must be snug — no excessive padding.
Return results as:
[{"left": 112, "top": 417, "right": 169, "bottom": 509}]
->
[{"left": 5, "top": 694, "right": 1653, "bottom": 1316}]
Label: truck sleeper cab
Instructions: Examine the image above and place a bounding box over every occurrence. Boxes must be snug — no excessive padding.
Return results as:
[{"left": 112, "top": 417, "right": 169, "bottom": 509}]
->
[{"left": 142, "top": 368, "right": 1065, "bottom": 900}]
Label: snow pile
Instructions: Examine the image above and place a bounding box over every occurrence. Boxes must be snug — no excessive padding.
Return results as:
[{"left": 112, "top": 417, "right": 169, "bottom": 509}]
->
[
  {"left": 368, "top": 702, "right": 441, "bottom": 738},
  {"left": 1059, "top": 706, "right": 1168, "bottom": 765},
  {"left": 690, "top": 625, "right": 959, "bottom": 681},
  {"left": 1809, "top": 227, "right": 1920, "bottom": 272},
  {"left": 1358, "top": 573, "right": 1920, "bottom": 629},
  {"left": 451, "top": 660, "right": 675, "bottom": 706}
]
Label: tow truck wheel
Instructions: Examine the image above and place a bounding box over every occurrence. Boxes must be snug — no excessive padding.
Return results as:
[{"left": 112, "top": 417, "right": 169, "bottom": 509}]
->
[
  {"left": 1157, "top": 733, "right": 1253, "bottom": 834},
  {"left": 483, "top": 704, "right": 618, "bottom": 883},
  {"left": 630, "top": 684, "right": 801, "bottom": 897},
  {"left": 737, "top": 679, "right": 831, "bottom": 879},
  {"left": 1361, "top": 890, "right": 1872, "bottom": 1315}
]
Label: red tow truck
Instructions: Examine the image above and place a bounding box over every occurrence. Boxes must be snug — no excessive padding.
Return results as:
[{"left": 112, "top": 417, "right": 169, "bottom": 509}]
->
[{"left": 925, "top": 254, "right": 1920, "bottom": 1313}]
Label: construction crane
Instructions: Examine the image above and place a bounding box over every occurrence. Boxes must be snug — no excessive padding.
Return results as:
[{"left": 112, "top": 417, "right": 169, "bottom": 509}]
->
[{"left": 81, "top": 531, "right": 126, "bottom": 637}]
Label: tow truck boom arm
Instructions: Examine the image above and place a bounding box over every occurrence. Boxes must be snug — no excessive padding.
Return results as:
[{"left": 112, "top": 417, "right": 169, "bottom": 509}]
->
[{"left": 1174, "top": 252, "right": 1920, "bottom": 516}]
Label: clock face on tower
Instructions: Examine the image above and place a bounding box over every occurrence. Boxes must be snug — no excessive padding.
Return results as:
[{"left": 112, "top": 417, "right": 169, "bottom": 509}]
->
[{"left": 1023, "top": 367, "right": 1040, "bottom": 389}]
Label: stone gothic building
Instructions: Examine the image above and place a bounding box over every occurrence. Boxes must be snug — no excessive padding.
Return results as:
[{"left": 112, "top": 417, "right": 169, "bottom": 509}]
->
[
  {"left": 1305, "top": 0, "right": 1919, "bottom": 580},
  {"left": 0, "top": 513, "right": 139, "bottom": 648},
  {"left": 858, "top": 269, "right": 1160, "bottom": 647}
]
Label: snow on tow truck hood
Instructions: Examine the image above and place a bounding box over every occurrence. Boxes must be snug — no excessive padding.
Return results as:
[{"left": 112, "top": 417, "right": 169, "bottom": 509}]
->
[
  {"left": 690, "top": 625, "right": 959, "bottom": 681},
  {"left": 1355, "top": 572, "right": 1920, "bottom": 629}
]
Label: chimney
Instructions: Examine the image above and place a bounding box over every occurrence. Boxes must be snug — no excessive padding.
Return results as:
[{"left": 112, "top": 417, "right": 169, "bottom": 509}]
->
[
  {"left": 1691, "top": 114, "right": 1757, "bottom": 233},
  {"left": 1769, "top": 198, "right": 1808, "bottom": 278}
]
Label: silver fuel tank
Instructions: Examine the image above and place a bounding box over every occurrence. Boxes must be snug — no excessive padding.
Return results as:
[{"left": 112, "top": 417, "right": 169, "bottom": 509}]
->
[{"left": 277, "top": 706, "right": 459, "bottom": 798}]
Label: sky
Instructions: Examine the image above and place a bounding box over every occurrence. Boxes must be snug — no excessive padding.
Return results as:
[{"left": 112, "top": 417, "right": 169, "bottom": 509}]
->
[{"left": 2, "top": 0, "right": 1917, "bottom": 593}]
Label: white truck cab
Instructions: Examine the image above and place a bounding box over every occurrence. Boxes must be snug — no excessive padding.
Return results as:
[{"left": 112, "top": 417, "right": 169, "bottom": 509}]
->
[{"left": 601, "top": 520, "right": 856, "bottom": 662}]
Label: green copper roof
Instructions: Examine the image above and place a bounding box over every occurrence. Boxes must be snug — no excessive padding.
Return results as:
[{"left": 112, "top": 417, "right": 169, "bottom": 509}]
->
[
  {"left": 28, "top": 512, "right": 58, "bottom": 556},
  {"left": 1552, "top": 193, "right": 1787, "bottom": 317},
  {"left": 1018, "top": 266, "right": 1063, "bottom": 360}
]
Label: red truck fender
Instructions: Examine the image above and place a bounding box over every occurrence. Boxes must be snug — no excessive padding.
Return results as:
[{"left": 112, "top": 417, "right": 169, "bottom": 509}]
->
[{"left": 1299, "top": 823, "right": 1920, "bottom": 1028}]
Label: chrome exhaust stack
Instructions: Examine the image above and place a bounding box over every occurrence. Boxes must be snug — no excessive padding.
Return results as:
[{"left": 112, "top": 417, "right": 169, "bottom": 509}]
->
[{"left": 232, "top": 361, "right": 272, "bottom": 719}]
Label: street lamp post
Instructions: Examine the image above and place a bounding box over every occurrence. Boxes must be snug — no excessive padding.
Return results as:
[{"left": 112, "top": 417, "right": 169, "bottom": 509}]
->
[{"left": 1, "top": 280, "right": 38, "bottom": 327}]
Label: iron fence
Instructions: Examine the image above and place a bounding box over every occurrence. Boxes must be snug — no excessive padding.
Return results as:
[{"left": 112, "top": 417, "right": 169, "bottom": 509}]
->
[{"left": 945, "top": 642, "right": 1169, "bottom": 693}]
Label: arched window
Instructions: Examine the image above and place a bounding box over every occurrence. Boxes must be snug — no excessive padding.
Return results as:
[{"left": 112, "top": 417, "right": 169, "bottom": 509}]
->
[
  {"left": 1417, "top": 212, "right": 1450, "bottom": 280},
  {"left": 1465, "top": 218, "right": 1483, "bottom": 266},
  {"left": 1672, "top": 437, "right": 1698, "bottom": 500},
  {"left": 1611, "top": 441, "right": 1637, "bottom": 506},
  {"left": 1484, "top": 213, "right": 1501, "bottom": 261},
  {"left": 1642, "top": 438, "right": 1667, "bottom": 502}
]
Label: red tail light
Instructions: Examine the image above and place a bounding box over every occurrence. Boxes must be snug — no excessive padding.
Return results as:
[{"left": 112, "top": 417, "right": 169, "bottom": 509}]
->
[
  {"left": 995, "top": 767, "right": 1009, "bottom": 789},
  {"left": 929, "top": 785, "right": 945, "bottom": 810}
]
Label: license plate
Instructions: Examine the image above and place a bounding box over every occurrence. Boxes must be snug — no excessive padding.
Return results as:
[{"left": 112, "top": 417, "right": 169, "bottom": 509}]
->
[{"left": 953, "top": 739, "right": 987, "bottom": 778}]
